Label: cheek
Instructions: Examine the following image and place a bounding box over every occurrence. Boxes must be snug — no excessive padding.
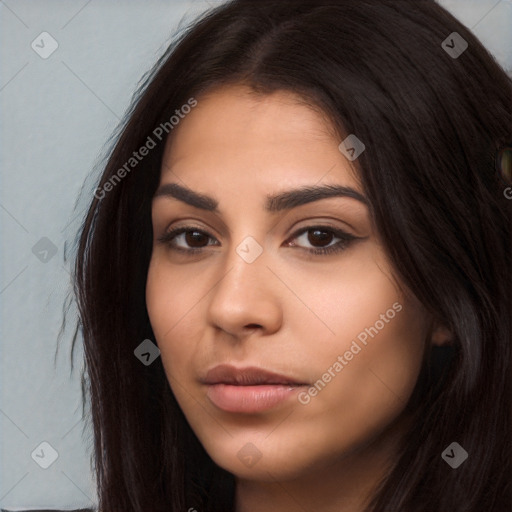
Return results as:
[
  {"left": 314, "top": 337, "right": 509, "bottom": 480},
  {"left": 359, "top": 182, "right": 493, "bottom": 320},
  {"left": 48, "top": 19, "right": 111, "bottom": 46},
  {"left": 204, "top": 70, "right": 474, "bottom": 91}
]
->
[
  {"left": 309, "top": 305, "right": 425, "bottom": 463},
  {"left": 318, "top": 297, "right": 424, "bottom": 412},
  {"left": 273, "top": 246, "right": 418, "bottom": 360},
  {"left": 145, "top": 258, "right": 203, "bottom": 378},
  {"left": 285, "top": 248, "right": 426, "bottom": 437},
  {"left": 297, "top": 269, "right": 425, "bottom": 451}
]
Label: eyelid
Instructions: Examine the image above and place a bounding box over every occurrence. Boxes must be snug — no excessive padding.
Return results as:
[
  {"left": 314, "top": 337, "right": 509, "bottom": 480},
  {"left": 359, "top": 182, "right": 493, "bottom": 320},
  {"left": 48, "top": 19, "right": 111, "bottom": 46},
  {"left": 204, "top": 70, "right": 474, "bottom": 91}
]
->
[
  {"left": 286, "top": 224, "right": 357, "bottom": 243},
  {"left": 155, "top": 220, "right": 355, "bottom": 244},
  {"left": 156, "top": 222, "right": 363, "bottom": 256},
  {"left": 159, "top": 215, "right": 358, "bottom": 240}
]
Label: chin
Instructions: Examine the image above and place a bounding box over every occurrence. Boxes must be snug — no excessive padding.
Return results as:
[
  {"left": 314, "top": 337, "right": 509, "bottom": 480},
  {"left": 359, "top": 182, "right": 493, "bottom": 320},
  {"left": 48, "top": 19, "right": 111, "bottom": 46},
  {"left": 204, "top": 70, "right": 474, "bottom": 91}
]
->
[{"left": 197, "top": 428, "right": 344, "bottom": 482}]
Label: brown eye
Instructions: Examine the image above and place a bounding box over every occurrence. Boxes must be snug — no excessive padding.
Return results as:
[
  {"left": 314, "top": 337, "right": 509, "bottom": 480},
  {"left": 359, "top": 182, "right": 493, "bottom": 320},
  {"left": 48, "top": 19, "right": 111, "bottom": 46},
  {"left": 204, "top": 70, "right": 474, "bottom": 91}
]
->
[
  {"left": 183, "top": 230, "right": 210, "bottom": 248},
  {"left": 306, "top": 229, "right": 335, "bottom": 247},
  {"left": 287, "top": 226, "right": 359, "bottom": 255},
  {"left": 157, "top": 227, "right": 218, "bottom": 252},
  {"left": 157, "top": 224, "right": 361, "bottom": 256}
]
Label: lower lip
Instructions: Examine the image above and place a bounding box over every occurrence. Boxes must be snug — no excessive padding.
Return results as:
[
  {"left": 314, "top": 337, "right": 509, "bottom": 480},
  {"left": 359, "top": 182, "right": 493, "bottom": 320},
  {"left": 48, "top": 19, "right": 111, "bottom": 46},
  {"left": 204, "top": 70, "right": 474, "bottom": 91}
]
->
[{"left": 206, "top": 384, "right": 304, "bottom": 413}]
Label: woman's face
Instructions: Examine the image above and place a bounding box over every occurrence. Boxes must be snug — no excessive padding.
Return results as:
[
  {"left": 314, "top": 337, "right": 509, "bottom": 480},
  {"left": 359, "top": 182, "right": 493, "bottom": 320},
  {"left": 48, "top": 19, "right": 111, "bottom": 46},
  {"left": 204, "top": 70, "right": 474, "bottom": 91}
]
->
[{"left": 146, "top": 84, "right": 430, "bottom": 481}]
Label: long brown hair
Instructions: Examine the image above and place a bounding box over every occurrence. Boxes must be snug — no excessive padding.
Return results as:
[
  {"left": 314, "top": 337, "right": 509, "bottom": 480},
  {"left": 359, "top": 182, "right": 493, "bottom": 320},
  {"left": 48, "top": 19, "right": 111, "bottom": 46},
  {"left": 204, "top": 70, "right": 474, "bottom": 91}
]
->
[{"left": 73, "top": 1, "right": 512, "bottom": 510}]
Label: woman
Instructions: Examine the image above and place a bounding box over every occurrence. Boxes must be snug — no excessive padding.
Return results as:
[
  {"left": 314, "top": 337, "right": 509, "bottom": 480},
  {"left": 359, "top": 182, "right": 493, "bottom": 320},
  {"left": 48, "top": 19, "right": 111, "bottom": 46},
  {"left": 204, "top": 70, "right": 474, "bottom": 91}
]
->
[{"left": 74, "top": 0, "right": 512, "bottom": 510}]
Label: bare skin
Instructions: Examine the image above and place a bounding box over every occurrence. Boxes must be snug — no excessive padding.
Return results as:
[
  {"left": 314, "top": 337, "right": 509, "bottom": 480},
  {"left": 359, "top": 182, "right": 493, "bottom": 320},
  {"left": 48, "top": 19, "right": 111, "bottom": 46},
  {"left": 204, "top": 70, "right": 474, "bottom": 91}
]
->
[{"left": 145, "top": 84, "right": 450, "bottom": 511}]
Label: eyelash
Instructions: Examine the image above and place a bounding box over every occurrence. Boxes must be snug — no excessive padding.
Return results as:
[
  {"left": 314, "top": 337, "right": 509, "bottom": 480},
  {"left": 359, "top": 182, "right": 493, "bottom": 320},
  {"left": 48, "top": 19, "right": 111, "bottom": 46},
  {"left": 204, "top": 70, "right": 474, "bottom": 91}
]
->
[{"left": 156, "top": 225, "right": 358, "bottom": 256}]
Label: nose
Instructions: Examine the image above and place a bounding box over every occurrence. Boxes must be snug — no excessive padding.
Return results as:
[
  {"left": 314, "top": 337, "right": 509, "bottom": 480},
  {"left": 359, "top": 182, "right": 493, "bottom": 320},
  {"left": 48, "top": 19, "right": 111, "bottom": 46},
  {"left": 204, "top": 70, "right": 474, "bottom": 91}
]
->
[{"left": 206, "top": 239, "right": 283, "bottom": 340}]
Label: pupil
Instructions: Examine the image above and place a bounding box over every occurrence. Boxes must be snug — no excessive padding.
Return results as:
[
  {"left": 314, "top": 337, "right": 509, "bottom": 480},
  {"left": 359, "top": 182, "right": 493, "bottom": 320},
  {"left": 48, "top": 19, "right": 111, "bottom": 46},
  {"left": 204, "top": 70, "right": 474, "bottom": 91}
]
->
[
  {"left": 186, "top": 231, "right": 207, "bottom": 247},
  {"left": 309, "top": 229, "right": 332, "bottom": 247}
]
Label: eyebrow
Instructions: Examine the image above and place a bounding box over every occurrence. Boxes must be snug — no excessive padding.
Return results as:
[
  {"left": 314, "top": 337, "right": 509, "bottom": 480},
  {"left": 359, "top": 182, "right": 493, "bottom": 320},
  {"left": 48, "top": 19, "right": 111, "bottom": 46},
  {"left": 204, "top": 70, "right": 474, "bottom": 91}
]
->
[{"left": 153, "top": 182, "right": 368, "bottom": 213}]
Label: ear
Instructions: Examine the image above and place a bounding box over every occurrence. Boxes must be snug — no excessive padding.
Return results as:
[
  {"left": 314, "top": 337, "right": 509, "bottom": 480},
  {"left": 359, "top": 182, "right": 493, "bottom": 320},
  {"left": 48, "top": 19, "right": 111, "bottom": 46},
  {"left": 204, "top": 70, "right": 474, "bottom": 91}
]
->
[{"left": 430, "top": 322, "right": 454, "bottom": 347}]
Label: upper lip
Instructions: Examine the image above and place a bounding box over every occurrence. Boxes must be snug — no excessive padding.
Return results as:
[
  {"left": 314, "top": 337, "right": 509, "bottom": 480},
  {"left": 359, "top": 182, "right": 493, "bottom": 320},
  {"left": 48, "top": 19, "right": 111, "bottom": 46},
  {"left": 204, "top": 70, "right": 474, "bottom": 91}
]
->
[{"left": 201, "top": 364, "right": 307, "bottom": 386}]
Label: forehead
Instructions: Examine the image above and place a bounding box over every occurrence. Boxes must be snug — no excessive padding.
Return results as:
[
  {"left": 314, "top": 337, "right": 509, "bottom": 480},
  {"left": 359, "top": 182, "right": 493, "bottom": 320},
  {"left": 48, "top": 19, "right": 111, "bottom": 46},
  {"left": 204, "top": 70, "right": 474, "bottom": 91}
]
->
[{"left": 160, "top": 84, "right": 361, "bottom": 191}]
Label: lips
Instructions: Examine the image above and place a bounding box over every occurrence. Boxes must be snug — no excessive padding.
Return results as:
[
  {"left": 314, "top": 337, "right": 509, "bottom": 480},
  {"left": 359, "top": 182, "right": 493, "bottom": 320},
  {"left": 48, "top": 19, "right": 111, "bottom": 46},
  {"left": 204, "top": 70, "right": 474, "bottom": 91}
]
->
[
  {"left": 201, "top": 364, "right": 308, "bottom": 413},
  {"left": 201, "top": 364, "right": 306, "bottom": 386}
]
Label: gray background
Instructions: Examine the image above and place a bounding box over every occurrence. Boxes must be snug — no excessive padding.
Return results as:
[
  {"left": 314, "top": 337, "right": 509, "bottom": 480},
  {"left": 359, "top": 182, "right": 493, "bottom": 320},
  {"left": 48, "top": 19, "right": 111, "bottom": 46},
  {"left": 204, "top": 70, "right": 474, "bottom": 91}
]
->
[{"left": 1, "top": 0, "right": 510, "bottom": 509}]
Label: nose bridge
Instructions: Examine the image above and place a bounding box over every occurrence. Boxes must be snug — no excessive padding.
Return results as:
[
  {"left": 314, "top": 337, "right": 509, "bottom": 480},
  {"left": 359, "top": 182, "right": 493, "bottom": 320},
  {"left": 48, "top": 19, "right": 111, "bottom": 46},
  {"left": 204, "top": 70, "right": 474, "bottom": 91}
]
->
[
  {"left": 217, "top": 232, "right": 269, "bottom": 302},
  {"left": 206, "top": 232, "right": 282, "bottom": 334}
]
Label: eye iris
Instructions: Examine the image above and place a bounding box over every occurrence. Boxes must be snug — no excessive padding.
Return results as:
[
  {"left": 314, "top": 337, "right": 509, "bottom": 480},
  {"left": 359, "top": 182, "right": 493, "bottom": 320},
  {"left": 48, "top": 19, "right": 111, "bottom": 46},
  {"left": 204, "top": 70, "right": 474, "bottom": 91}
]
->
[
  {"left": 308, "top": 229, "right": 333, "bottom": 247},
  {"left": 186, "top": 231, "right": 208, "bottom": 247}
]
